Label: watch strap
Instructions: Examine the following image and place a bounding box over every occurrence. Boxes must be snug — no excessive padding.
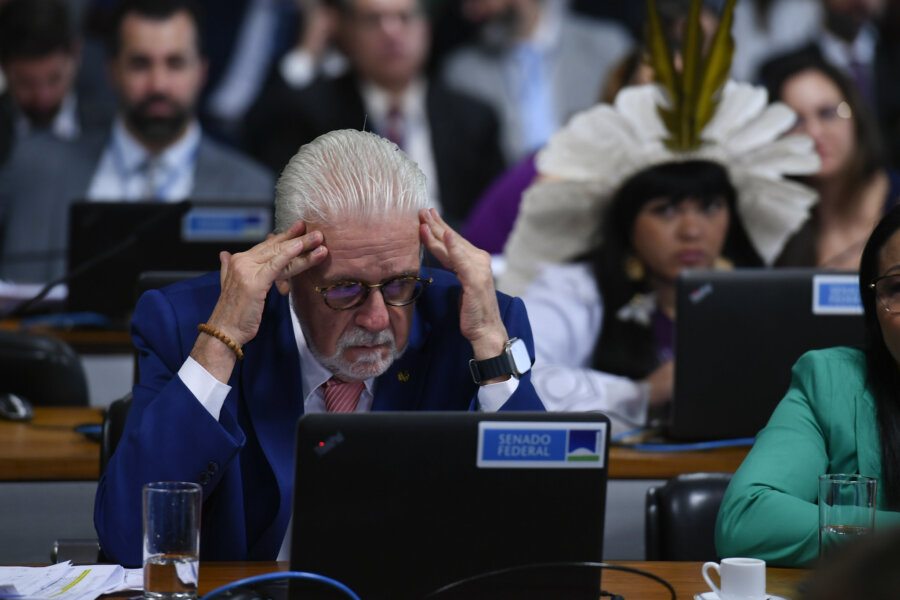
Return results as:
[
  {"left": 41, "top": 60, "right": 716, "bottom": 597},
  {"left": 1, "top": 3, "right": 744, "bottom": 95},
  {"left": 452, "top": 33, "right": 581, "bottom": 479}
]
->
[{"left": 468, "top": 353, "right": 512, "bottom": 384}]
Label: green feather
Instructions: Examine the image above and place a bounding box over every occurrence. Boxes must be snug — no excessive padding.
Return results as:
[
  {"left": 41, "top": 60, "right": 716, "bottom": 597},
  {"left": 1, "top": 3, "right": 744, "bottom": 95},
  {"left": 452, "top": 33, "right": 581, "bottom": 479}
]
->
[
  {"left": 695, "top": 0, "right": 737, "bottom": 138},
  {"left": 641, "top": 0, "right": 737, "bottom": 151}
]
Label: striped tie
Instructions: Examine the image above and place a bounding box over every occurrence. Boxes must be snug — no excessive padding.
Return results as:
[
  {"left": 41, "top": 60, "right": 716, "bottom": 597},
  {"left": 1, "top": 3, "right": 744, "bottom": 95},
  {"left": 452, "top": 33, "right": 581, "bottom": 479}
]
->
[{"left": 323, "top": 378, "right": 365, "bottom": 413}]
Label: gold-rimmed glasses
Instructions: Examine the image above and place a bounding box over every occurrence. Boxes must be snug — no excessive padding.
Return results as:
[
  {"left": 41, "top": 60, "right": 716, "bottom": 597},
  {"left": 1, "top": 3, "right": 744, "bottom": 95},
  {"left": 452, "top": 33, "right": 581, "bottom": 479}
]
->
[{"left": 314, "top": 275, "right": 433, "bottom": 311}]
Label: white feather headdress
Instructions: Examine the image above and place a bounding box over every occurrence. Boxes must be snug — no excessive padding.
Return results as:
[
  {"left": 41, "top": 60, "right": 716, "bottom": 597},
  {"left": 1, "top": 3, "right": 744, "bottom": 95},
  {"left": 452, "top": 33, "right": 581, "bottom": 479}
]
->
[
  {"left": 498, "top": 81, "right": 820, "bottom": 295},
  {"left": 498, "top": 3, "right": 822, "bottom": 298}
]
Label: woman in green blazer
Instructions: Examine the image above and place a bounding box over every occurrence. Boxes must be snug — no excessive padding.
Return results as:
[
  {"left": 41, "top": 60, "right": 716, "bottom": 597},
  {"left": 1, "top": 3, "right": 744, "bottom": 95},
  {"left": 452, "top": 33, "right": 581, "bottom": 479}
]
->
[{"left": 715, "top": 206, "right": 900, "bottom": 566}]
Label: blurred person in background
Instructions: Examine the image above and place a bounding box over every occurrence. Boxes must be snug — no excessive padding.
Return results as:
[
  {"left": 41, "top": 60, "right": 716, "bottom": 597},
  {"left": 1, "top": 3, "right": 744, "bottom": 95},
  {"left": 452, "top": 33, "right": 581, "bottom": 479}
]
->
[
  {"left": 441, "top": 0, "right": 632, "bottom": 164},
  {"left": 0, "top": 0, "right": 273, "bottom": 283},
  {"left": 245, "top": 0, "right": 504, "bottom": 229},
  {"left": 497, "top": 0, "right": 820, "bottom": 428},
  {"left": 0, "top": 0, "right": 110, "bottom": 164},
  {"left": 764, "top": 50, "right": 899, "bottom": 270}
]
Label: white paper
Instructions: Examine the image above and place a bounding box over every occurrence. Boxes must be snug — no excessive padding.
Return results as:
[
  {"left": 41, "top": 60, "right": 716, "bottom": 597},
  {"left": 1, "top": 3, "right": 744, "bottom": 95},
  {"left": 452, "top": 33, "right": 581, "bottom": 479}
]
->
[{"left": 0, "top": 561, "right": 143, "bottom": 600}]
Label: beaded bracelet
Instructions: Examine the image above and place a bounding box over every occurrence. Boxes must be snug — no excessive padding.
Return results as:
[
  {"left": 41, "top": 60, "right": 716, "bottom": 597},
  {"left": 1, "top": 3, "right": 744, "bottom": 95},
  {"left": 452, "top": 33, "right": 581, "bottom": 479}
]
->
[{"left": 197, "top": 323, "right": 244, "bottom": 361}]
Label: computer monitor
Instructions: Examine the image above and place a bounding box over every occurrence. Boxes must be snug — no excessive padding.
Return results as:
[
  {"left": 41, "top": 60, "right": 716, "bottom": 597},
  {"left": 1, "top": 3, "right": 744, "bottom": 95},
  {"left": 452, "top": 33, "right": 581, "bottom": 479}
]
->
[
  {"left": 66, "top": 200, "right": 271, "bottom": 320},
  {"left": 670, "top": 268, "right": 865, "bottom": 441},
  {"left": 289, "top": 411, "right": 610, "bottom": 600}
]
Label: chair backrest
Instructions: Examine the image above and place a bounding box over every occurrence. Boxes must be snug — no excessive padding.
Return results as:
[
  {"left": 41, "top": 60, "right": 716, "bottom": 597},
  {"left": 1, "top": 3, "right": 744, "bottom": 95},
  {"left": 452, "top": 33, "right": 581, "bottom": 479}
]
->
[
  {"left": 0, "top": 330, "right": 88, "bottom": 406},
  {"left": 100, "top": 392, "right": 133, "bottom": 475},
  {"left": 645, "top": 471, "right": 733, "bottom": 561}
]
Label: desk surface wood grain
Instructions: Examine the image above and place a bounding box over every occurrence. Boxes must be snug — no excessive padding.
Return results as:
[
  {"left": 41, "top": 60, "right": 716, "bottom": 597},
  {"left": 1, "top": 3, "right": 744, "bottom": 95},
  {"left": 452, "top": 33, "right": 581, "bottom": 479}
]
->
[
  {"left": 0, "top": 407, "right": 102, "bottom": 481},
  {"left": 0, "top": 407, "right": 750, "bottom": 482},
  {"left": 191, "top": 561, "right": 807, "bottom": 599}
]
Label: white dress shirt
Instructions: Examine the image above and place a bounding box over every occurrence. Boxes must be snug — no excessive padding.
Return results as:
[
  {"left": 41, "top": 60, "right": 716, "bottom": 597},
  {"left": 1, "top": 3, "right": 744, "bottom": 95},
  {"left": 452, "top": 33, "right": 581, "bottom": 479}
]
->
[
  {"left": 86, "top": 117, "right": 201, "bottom": 202},
  {"left": 14, "top": 92, "right": 81, "bottom": 140},
  {"left": 520, "top": 262, "right": 650, "bottom": 433},
  {"left": 359, "top": 79, "right": 441, "bottom": 214}
]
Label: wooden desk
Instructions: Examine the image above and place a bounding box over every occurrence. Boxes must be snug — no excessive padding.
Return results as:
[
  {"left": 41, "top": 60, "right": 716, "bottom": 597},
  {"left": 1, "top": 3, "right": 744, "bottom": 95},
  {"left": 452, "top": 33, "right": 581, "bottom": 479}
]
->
[
  {"left": 1, "top": 407, "right": 750, "bottom": 482},
  {"left": 0, "top": 407, "right": 102, "bottom": 481},
  {"left": 608, "top": 445, "right": 749, "bottom": 479},
  {"left": 189, "top": 561, "right": 806, "bottom": 599},
  {"left": 0, "top": 320, "right": 133, "bottom": 354}
]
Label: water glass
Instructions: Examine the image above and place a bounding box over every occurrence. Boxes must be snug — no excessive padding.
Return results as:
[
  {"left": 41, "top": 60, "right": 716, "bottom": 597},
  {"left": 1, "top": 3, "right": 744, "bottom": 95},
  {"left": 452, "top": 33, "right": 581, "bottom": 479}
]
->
[
  {"left": 143, "top": 481, "right": 202, "bottom": 599},
  {"left": 818, "top": 473, "right": 876, "bottom": 557}
]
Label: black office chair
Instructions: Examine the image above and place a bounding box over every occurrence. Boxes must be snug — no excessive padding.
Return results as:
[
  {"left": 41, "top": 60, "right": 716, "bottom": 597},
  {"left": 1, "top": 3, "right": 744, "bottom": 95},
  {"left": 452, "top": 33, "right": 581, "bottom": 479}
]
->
[
  {"left": 645, "top": 472, "right": 733, "bottom": 561},
  {"left": 0, "top": 330, "right": 88, "bottom": 406},
  {"left": 100, "top": 392, "right": 133, "bottom": 475},
  {"left": 51, "top": 392, "right": 132, "bottom": 564}
]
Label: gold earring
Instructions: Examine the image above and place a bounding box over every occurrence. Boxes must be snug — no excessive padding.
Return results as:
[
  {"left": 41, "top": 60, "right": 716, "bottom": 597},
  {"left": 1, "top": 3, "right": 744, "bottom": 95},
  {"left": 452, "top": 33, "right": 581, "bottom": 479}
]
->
[
  {"left": 713, "top": 256, "right": 734, "bottom": 270},
  {"left": 624, "top": 255, "right": 645, "bottom": 281}
]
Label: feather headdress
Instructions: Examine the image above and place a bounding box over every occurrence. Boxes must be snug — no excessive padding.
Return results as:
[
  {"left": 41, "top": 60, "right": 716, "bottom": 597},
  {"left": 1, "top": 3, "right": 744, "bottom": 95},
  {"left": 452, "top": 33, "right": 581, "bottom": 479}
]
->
[{"left": 498, "top": 0, "right": 821, "bottom": 296}]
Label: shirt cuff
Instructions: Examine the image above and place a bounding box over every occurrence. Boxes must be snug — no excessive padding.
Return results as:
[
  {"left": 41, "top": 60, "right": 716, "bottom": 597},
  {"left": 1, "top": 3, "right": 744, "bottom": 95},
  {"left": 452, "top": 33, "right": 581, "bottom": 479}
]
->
[
  {"left": 178, "top": 356, "right": 232, "bottom": 420},
  {"left": 476, "top": 376, "right": 520, "bottom": 412}
]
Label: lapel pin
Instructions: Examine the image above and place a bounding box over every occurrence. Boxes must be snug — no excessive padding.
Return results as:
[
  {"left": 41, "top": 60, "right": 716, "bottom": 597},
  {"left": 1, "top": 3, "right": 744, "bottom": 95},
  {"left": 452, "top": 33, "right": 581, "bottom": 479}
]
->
[{"left": 398, "top": 370, "right": 410, "bottom": 383}]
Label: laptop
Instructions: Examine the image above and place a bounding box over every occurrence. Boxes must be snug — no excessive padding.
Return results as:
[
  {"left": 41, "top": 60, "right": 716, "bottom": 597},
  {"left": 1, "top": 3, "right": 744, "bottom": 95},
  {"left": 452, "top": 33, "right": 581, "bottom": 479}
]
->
[
  {"left": 289, "top": 412, "right": 610, "bottom": 600},
  {"left": 668, "top": 268, "right": 865, "bottom": 441},
  {"left": 66, "top": 200, "right": 271, "bottom": 320}
]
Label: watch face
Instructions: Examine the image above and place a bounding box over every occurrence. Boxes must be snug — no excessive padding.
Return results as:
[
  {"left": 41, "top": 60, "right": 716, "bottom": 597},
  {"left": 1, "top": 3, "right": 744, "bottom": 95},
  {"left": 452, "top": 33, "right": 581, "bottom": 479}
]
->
[{"left": 508, "top": 338, "right": 532, "bottom": 375}]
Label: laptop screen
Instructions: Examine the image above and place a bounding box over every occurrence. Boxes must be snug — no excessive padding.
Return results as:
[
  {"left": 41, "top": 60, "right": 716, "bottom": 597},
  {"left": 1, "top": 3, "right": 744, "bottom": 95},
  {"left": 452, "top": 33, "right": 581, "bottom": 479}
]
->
[
  {"left": 670, "top": 268, "right": 864, "bottom": 441},
  {"left": 289, "top": 411, "right": 610, "bottom": 600},
  {"left": 66, "top": 200, "right": 271, "bottom": 320}
]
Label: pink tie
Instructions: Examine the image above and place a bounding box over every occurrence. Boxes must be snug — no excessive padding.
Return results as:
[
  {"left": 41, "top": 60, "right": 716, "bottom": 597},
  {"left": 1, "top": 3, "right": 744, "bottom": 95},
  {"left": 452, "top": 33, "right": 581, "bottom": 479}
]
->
[
  {"left": 323, "top": 378, "right": 365, "bottom": 413},
  {"left": 385, "top": 104, "right": 404, "bottom": 149}
]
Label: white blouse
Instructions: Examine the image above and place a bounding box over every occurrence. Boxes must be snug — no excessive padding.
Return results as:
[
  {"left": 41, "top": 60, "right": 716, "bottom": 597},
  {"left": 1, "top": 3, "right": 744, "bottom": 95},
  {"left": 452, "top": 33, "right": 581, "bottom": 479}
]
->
[{"left": 521, "top": 262, "right": 650, "bottom": 432}]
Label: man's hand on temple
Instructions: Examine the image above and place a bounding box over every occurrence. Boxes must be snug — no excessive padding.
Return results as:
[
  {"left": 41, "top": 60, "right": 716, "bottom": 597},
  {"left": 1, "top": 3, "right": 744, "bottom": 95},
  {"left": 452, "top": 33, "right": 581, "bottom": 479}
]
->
[
  {"left": 419, "top": 208, "right": 508, "bottom": 362},
  {"left": 190, "top": 221, "right": 327, "bottom": 382}
]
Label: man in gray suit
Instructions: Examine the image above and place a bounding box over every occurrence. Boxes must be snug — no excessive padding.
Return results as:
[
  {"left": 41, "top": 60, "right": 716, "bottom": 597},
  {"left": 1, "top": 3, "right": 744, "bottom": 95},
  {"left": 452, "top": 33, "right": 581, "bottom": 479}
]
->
[
  {"left": 0, "top": 0, "right": 273, "bottom": 283},
  {"left": 442, "top": 0, "right": 633, "bottom": 164}
]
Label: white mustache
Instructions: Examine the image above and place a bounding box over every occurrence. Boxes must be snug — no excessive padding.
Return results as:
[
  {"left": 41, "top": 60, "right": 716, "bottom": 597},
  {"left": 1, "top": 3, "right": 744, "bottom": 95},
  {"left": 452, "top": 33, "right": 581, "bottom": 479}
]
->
[{"left": 336, "top": 328, "right": 395, "bottom": 351}]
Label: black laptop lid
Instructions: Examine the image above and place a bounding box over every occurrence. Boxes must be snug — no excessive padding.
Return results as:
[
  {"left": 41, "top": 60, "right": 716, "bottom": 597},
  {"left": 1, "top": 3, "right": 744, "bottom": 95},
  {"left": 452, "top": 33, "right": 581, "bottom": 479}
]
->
[
  {"left": 670, "top": 268, "right": 864, "bottom": 441},
  {"left": 290, "top": 411, "right": 610, "bottom": 600},
  {"left": 66, "top": 200, "right": 271, "bottom": 319}
]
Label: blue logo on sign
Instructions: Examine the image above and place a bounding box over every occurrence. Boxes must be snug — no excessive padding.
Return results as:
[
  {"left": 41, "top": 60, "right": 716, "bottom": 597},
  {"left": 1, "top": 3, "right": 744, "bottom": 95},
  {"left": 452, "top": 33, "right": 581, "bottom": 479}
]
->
[{"left": 567, "top": 429, "right": 601, "bottom": 462}]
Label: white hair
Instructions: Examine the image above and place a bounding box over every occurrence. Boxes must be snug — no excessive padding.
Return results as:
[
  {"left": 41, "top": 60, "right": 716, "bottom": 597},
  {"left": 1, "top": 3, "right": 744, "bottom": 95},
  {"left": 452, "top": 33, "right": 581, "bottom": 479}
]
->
[{"left": 274, "top": 129, "right": 428, "bottom": 230}]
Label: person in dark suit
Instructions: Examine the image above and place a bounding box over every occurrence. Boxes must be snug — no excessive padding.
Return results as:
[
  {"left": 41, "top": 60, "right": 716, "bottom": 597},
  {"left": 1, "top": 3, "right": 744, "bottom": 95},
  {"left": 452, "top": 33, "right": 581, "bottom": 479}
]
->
[
  {"left": 0, "top": 0, "right": 273, "bottom": 283},
  {"left": 93, "top": 129, "right": 543, "bottom": 566},
  {"left": 0, "top": 0, "right": 111, "bottom": 156},
  {"left": 245, "top": 0, "right": 505, "bottom": 228}
]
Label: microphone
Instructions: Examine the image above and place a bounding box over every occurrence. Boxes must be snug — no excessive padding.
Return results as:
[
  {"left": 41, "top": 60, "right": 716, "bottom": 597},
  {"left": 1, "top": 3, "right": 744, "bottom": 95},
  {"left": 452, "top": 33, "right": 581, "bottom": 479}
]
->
[{"left": 1, "top": 201, "right": 192, "bottom": 320}]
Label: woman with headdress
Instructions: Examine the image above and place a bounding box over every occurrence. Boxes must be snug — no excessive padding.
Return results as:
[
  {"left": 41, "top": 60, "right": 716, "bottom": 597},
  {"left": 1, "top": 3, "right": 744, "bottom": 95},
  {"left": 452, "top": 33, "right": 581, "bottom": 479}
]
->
[
  {"left": 763, "top": 49, "right": 900, "bottom": 270},
  {"left": 497, "top": 0, "right": 821, "bottom": 428}
]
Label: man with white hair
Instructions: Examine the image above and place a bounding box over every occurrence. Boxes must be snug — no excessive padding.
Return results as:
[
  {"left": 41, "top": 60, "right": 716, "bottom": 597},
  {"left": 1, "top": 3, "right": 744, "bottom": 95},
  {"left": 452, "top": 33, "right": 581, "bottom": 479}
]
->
[{"left": 94, "top": 129, "right": 543, "bottom": 566}]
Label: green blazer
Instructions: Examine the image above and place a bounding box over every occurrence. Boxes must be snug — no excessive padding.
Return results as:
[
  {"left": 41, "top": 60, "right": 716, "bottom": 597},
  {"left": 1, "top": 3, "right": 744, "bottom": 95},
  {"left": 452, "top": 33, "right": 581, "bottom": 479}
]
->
[{"left": 715, "top": 346, "right": 900, "bottom": 566}]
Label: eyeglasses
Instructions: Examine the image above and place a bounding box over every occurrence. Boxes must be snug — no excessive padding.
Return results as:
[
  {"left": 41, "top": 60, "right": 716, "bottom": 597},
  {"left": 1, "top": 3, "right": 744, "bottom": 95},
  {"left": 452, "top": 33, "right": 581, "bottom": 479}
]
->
[
  {"left": 869, "top": 274, "right": 900, "bottom": 313},
  {"left": 314, "top": 275, "right": 433, "bottom": 311},
  {"left": 791, "top": 101, "right": 853, "bottom": 132}
]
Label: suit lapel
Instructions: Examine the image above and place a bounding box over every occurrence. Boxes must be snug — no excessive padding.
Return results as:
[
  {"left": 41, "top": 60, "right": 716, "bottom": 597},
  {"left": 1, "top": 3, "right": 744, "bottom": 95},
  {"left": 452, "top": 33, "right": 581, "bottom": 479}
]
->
[
  {"left": 855, "top": 388, "right": 883, "bottom": 501},
  {"left": 373, "top": 303, "right": 430, "bottom": 411},
  {"left": 240, "top": 290, "right": 303, "bottom": 557}
]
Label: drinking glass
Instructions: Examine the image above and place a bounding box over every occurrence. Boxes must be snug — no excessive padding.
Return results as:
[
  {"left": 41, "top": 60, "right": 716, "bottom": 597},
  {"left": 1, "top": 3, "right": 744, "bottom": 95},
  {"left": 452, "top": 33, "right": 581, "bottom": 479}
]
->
[{"left": 143, "top": 481, "right": 202, "bottom": 600}]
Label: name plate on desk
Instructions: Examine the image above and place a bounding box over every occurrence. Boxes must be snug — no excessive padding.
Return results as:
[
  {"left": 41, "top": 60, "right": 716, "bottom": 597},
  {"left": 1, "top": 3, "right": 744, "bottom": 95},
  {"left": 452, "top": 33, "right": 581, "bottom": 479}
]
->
[
  {"left": 477, "top": 421, "right": 608, "bottom": 468},
  {"left": 813, "top": 275, "right": 862, "bottom": 315},
  {"left": 182, "top": 206, "right": 271, "bottom": 241}
]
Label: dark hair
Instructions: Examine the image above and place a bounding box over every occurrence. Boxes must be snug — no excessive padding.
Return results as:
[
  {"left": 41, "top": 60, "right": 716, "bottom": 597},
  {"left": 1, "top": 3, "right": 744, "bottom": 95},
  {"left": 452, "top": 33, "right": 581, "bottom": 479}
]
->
[
  {"left": 762, "top": 48, "right": 884, "bottom": 193},
  {"left": 589, "top": 160, "right": 759, "bottom": 378},
  {"left": 0, "top": 0, "right": 75, "bottom": 64},
  {"left": 859, "top": 204, "right": 900, "bottom": 509},
  {"left": 107, "top": 0, "right": 204, "bottom": 58}
]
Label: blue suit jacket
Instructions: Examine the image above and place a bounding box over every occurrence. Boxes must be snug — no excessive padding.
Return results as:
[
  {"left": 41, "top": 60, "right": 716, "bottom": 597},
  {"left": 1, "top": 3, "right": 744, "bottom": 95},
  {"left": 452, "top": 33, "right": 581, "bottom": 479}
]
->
[{"left": 94, "top": 269, "right": 544, "bottom": 566}]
